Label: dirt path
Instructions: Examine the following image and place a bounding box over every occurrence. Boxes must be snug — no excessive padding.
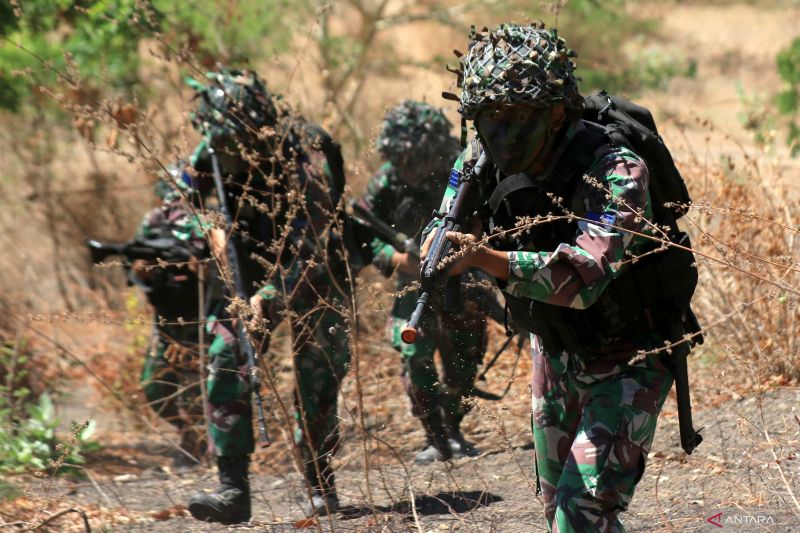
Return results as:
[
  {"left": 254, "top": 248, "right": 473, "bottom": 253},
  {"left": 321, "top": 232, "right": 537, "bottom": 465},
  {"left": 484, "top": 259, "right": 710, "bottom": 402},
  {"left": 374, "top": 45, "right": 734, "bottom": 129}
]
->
[{"left": 36, "top": 385, "right": 797, "bottom": 531}]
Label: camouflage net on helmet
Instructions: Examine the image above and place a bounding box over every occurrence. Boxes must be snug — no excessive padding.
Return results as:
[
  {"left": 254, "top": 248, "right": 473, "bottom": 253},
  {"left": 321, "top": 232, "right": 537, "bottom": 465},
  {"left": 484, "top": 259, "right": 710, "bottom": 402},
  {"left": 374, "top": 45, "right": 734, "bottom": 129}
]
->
[
  {"left": 458, "top": 24, "right": 583, "bottom": 119},
  {"left": 376, "top": 100, "right": 456, "bottom": 166},
  {"left": 187, "top": 69, "right": 279, "bottom": 142}
]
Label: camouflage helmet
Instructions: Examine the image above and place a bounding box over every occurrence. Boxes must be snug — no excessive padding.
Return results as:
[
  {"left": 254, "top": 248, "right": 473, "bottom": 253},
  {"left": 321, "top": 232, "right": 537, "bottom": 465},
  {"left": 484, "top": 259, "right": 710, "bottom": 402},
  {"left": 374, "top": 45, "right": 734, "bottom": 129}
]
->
[
  {"left": 376, "top": 100, "right": 455, "bottom": 166},
  {"left": 458, "top": 24, "right": 583, "bottom": 120},
  {"left": 187, "top": 69, "right": 278, "bottom": 142}
]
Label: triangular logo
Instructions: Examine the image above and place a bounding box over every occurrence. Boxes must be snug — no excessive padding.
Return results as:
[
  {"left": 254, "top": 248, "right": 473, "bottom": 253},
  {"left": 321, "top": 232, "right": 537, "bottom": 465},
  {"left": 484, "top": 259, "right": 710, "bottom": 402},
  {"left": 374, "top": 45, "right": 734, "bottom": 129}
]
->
[{"left": 706, "top": 512, "right": 723, "bottom": 528}]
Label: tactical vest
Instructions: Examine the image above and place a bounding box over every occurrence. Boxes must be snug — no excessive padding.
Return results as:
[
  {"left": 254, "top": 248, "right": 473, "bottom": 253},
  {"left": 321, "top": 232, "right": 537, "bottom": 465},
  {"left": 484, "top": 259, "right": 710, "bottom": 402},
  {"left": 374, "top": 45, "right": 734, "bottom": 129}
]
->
[{"left": 486, "top": 119, "right": 700, "bottom": 358}]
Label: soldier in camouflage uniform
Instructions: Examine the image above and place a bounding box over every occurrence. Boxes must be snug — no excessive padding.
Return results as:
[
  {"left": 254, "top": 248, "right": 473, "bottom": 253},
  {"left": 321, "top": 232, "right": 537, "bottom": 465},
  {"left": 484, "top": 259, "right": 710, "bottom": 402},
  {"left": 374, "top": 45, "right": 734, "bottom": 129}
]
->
[
  {"left": 354, "top": 100, "right": 488, "bottom": 464},
  {"left": 132, "top": 170, "right": 222, "bottom": 464},
  {"left": 421, "top": 24, "right": 677, "bottom": 532},
  {"left": 185, "top": 69, "right": 360, "bottom": 523}
]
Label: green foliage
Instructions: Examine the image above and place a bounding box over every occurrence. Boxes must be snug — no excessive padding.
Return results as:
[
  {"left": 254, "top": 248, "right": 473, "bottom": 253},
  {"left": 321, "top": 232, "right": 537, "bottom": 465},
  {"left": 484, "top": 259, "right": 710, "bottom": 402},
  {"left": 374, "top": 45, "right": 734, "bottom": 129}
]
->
[
  {"left": 736, "top": 81, "right": 776, "bottom": 149},
  {"left": 155, "top": 0, "right": 296, "bottom": 65},
  {"left": 522, "top": 0, "right": 693, "bottom": 96},
  {"left": 776, "top": 37, "right": 800, "bottom": 156},
  {"left": 0, "top": 0, "right": 152, "bottom": 112},
  {"left": 0, "top": 0, "right": 297, "bottom": 113},
  {"left": 0, "top": 342, "right": 99, "bottom": 475}
]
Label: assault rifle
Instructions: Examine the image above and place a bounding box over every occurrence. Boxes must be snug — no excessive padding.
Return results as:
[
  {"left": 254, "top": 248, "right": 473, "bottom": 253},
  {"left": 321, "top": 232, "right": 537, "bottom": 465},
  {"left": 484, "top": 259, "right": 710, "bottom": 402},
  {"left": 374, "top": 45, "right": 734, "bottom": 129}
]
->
[
  {"left": 351, "top": 202, "right": 420, "bottom": 261},
  {"left": 87, "top": 237, "right": 193, "bottom": 266},
  {"left": 210, "top": 150, "right": 271, "bottom": 448},
  {"left": 353, "top": 200, "right": 507, "bottom": 327},
  {"left": 402, "top": 151, "right": 489, "bottom": 344}
]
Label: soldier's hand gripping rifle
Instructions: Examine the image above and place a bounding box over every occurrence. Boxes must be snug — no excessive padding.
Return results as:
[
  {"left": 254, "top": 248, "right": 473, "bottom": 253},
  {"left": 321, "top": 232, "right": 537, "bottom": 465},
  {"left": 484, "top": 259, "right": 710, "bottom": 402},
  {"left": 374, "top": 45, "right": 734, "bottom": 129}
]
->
[
  {"left": 210, "top": 150, "right": 271, "bottom": 448},
  {"left": 353, "top": 199, "right": 506, "bottom": 325},
  {"left": 351, "top": 202, "right": 421, "bottom": 262},
  {"left": 401, "top": 151, "right": 489, "bottom": 344}
]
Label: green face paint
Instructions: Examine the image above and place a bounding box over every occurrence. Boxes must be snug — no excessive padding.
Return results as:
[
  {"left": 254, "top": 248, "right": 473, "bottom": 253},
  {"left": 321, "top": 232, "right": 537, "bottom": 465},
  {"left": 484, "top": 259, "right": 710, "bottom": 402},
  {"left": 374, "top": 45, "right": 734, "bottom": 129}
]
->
[{"left": 475, "top": 106, "right": 553, "bottom": 175}]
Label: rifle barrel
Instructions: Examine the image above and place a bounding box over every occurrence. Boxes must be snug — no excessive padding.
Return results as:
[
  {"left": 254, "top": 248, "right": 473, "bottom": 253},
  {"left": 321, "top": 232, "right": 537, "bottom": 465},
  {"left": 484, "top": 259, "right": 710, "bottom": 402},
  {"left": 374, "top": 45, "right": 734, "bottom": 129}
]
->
[
  {"left": 401, "top": 292, "right": 429, "bottom": 344},
  {"left": 211, "top": 151, "right": 271, "bottom": 448}
]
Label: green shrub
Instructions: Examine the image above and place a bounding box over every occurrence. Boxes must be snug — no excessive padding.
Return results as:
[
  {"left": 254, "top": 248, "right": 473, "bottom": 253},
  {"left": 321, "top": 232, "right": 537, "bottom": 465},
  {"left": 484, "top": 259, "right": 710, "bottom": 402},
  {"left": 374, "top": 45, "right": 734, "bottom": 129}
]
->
[
  {"left": 0, "top": 342, "right": 99, "bottom": 475},
  {"left": 776, "top": 37, "right": 800, "bottom": 156},
  {"left": 0, "top": 0, "right": 297, "bottom": 113}
]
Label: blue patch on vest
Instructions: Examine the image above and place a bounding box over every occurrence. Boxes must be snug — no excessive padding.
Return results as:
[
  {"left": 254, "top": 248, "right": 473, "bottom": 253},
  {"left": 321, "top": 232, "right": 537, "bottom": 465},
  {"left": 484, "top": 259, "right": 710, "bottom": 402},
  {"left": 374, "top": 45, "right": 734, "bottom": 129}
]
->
[
  {"left": 586, "top": 211, "right": 617, "bottom": 231},
  {"left": 448, "top": 168, "right": 460, "bottom": 190}
]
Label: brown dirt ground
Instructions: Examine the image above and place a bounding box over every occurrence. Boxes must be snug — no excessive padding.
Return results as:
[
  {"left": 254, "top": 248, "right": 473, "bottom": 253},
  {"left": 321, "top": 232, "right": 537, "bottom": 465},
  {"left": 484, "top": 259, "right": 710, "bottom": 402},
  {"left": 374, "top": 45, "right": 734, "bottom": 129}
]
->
[{"left": 10, "top": 378, "right": 800, "bottom": 531}]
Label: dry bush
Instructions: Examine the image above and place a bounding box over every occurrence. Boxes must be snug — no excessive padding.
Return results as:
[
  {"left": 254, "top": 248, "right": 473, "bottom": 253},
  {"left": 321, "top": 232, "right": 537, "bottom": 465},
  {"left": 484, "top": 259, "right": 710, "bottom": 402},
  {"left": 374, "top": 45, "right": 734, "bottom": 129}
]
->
[{"left": 678, "top": 154, "right": 799, "bottom": 387}]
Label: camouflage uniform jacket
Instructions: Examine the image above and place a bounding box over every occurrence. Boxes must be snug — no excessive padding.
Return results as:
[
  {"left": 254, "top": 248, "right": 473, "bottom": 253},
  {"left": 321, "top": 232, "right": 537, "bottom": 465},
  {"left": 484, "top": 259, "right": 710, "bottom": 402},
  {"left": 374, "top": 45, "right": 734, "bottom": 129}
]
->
[
  {"left": 355, "top": 162, "right": 448, "bottom": 275},
  {"left": 193, "top": 120, "right": 357, "bottom": 302},
  {"left": 133, "top": 191, "right": 211, "bottom": 330},
  {"left": 431, "top": 120, "right": 654, "bottom": 310}
]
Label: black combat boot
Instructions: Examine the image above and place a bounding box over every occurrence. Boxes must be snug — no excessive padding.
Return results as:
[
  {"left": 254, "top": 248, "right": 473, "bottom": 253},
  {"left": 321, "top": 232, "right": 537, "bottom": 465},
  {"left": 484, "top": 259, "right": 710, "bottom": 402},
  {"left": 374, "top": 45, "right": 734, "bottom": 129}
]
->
[
  {"left": 188, "top": 456, "right": 251, "bottom": 524},
  {"left": 300, "top": 458, "right": 340, "bottom": 517},
  {"left": 444, "top": 412, "right": 480, "bottom": 458},
  {"left": 414, "top": 411, "right": 453, "bottom": 465}
]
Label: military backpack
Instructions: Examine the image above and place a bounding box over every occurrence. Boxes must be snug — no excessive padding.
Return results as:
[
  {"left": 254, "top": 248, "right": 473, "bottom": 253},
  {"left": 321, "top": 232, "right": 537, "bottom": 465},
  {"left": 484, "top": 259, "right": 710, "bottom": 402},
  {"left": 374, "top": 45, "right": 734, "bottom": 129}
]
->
[{"left": 488, "top": 92, "right": 702, "bottom": 357}]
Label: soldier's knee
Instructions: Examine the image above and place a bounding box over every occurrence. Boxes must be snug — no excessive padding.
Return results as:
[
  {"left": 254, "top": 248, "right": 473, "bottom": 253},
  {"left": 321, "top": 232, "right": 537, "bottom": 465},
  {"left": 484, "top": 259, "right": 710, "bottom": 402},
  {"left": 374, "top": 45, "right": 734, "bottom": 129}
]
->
[
  {"left": 404, "top": 353, "right": 435, "bottom": 376},
  {"left": 142, "top": 383, "right": 163, "bottom": 405}
]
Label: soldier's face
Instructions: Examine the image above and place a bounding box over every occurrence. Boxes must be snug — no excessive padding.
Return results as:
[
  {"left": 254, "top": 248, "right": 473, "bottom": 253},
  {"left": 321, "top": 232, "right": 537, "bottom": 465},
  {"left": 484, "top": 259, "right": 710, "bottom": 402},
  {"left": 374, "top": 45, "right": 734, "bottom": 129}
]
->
[
  {"left": 395, "top": 153, "right": 438, "bottom": 188},
  {"left": 475, "top": 105, "right": 563, "bottom": 175}
]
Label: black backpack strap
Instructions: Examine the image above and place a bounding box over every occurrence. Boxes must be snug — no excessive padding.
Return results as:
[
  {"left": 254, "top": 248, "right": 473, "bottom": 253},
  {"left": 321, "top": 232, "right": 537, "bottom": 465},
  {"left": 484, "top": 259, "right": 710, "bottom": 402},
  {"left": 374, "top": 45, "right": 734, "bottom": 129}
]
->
[
  {"left": 488, "top": 173, "right": 538, "bottom": 213},
  {"left": 548, "top": 124, "right": 607, "bottom": 188}
]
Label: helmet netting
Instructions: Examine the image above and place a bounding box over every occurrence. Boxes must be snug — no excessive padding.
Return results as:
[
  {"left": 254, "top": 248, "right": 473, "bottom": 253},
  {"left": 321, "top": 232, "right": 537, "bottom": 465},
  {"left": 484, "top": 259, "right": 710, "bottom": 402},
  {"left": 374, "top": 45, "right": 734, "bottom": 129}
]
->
[
  {"left": 459, "top": 24, "right": 583, "bottom": 119},
  {"left": 377, "top": 100, "right": 455, "bottom": 165},
  {"left": 188, "top": 69, "right": 279, "bottom": 141}
]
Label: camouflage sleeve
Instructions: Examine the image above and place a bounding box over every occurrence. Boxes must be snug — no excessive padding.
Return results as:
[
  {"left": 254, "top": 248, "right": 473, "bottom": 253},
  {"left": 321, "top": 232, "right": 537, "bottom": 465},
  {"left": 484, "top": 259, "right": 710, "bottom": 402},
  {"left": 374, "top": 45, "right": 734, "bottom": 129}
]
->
[
  {"left": 504, "top": 147, "right": 652, "bottom": 309},
  {"left": 169, "top": 207, "right": 209, "bottom": 257},
  {"left": 355, "top": 163, "right": 399, "bottom": 275},
  {"left": 189, "top": 139, "right": 210, "bottom": 169},
  {"left": 135, "top": 207, "right": 164, "bottom": 240}
]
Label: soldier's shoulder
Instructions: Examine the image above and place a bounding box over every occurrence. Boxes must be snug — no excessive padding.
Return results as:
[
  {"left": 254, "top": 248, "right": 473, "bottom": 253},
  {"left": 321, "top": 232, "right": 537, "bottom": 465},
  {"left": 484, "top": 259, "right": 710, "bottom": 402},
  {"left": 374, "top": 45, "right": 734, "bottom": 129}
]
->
[
  {"left": 292, "top": 119, "right": 340, "bottom": 153},
  {"left": 588, "top": 142, "right": 648, "bottom": 182},
  {"left": 138, "top": 206, "right": 167, "bottom": 235}
]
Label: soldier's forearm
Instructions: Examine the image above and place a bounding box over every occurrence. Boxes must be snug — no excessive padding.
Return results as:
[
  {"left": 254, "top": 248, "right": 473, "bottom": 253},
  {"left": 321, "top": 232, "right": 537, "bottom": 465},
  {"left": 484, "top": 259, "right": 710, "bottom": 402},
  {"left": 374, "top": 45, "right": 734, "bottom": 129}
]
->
[
  {"left": 209, "top": 228, "right": 228, "bottom": 271},
  {"left": 471, "top": 247, "right": 510, "bottom": 281}
]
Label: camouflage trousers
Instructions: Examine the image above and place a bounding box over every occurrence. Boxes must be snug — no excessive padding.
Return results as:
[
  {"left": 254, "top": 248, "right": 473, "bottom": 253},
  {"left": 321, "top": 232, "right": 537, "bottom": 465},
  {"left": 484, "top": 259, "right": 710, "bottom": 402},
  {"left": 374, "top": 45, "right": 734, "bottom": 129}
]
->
[
  {"left": 140, "top": 325, "right": 206, "bottom": 456},
  {"left": 205, "top": 317, "right": 253, "bottom": 457},
  {"left": 206, "top": 300, "right": 350, "bottom": 493},
  {"left": 390, "top": 302, "right": 487, "bottom": 431},
  {"left": 530, "top": 335, "right": 674, "bottom": 533}
]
